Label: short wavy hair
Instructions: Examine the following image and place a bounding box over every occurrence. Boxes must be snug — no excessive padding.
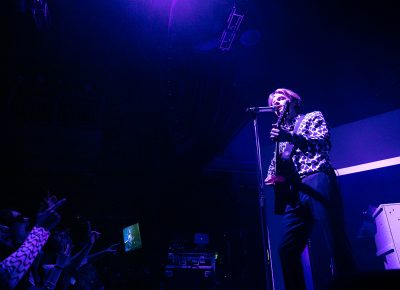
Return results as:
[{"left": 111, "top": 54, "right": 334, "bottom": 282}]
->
[{"left": 268, "top": 88, "right": 302, "bottom": 113}]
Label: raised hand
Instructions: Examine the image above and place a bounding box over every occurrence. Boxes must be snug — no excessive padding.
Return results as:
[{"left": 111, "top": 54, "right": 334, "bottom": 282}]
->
[
  {"left": 44, "top": 191, "right": 59, "bottom": 208},
  {"left": 89, "top": 231, "right": 101, "bottom": 245},
  {"left": 270, "top": 125, "right": 293, "bottom": 142},
  {"left": 57, "top": 230, "right": 73, "bottom": 256},
  {"left": 36, "top": 195, "right": 67, "bottom": 231},
  {"left": 105, "top": 243, "right": 120, "bottom": 254},
  {"left": 85, "top": 221, "right": 101, "bottom": 245}
]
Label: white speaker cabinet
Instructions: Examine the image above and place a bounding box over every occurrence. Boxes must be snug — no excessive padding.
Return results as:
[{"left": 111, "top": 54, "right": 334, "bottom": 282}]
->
[{"left": 373, "top": 203, "right": 400, "bottom": 269}]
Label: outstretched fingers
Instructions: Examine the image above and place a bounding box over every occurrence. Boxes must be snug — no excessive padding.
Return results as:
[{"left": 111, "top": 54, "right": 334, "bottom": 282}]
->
[{"left": 47, "top": 198, "right": 67, "bottom": 212}]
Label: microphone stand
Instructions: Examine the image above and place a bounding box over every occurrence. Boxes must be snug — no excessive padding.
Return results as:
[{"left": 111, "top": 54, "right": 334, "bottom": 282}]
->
[{"left": 249, "top": 110, "right": 275, "bottom": 290}]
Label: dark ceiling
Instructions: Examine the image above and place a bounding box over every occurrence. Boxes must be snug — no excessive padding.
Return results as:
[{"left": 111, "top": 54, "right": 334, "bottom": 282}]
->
[{"left": 2, "top": 0, "right": 400, "bottom": 277}]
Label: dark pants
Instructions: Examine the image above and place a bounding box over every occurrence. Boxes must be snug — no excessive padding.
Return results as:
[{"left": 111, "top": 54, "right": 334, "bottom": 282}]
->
[{"left": 279, "top": 171, "right": 355, "bottom": 290}]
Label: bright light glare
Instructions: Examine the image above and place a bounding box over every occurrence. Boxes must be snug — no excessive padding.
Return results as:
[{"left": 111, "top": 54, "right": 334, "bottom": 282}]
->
[{"left": 336, "top": 157, "right": 400, "bottom": 176}]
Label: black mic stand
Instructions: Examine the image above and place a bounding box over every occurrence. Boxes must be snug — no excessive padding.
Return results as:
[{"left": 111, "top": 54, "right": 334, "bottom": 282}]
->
[{"left": 249, "top": 111, "right": 275, "bottom": 290}]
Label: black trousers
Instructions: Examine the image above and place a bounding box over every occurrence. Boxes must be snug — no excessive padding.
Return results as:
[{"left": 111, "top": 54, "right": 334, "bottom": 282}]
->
[{"left": 278, "top": 171, "right": 355, "bottom": 290}]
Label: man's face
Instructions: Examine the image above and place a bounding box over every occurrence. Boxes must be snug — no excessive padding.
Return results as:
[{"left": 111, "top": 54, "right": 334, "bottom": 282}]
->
[{"left": 271, "top": 93, "right": 291, "bottom": 116}]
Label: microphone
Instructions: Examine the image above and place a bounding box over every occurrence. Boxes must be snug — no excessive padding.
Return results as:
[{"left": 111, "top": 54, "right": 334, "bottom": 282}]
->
[{"left": 246, "top": 106, "right": 276, "bottom": 113}]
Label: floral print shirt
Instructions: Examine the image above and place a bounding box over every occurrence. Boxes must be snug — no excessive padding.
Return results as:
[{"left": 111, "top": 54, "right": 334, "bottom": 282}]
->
[{"left": 266, "top": 111, "right": 333, "bottom": 180}]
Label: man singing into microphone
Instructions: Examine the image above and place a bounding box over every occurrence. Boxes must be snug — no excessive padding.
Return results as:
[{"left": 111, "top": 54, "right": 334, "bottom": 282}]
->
[{"left": 264, "top": 88, "right": 355, "bottom": 290}]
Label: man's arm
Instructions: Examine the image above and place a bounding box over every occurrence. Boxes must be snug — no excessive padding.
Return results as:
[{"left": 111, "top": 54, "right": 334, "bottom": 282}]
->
[
  {"left": 86, "top": 243, "right": 119, "bottom": 264},
  {"left": 0, "top": 227, "right": 50, "bottom": 289},
  {"left": 68, "top": 229, "right": 100, "bottom": 270},
  {"left": 0, "top": 194, "right": 65, "bottom": 289}
]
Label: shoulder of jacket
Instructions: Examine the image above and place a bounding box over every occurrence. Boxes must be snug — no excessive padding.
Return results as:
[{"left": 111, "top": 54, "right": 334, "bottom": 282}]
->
[{"left": 304, "top": 111, "right": 324, "bottom": 120}]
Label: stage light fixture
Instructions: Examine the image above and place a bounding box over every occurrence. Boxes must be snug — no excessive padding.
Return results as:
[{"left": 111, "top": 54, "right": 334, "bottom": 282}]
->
[{"left": 219, "top": 5, "right": 244, "bottom": 51}]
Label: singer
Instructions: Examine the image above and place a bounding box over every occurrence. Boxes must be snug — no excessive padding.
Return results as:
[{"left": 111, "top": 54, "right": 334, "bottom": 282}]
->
[{"left": 264, "top": 88, "right": 355, "bottom": 290}]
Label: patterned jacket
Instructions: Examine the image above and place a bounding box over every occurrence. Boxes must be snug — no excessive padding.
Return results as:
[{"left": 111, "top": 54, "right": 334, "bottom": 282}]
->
[{"left": 266, "top": 111, "right": 333, "bottom": 180}]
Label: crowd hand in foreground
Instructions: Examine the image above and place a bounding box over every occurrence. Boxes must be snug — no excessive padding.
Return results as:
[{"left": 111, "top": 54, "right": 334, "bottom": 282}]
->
[
  {"left": 35, "top": 193, "right": 67, "bottom": 231},
  {"left": 0, "top": 194, "right": 66, "bottom": 289}
]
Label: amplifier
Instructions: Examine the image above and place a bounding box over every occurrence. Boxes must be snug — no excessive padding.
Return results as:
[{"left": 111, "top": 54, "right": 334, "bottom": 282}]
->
[
  {"left": 373, "top": 203, "right": 400, "bottom": 269},
  {"left": 164, "top": 252, "right": 216, "bottom": 290},
  {"left": 165, "top": 251, "right": 216, "bottom": 269}
]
